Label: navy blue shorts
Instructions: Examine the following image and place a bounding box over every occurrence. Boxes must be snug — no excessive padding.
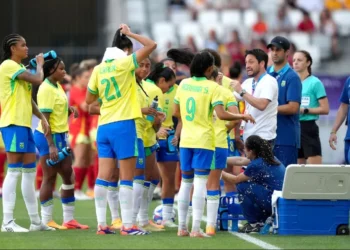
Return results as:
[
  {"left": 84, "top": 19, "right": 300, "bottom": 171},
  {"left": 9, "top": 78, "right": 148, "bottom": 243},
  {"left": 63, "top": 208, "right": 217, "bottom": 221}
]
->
[{"left": 156, "top": 139, "right": 179, "bottom": 162}]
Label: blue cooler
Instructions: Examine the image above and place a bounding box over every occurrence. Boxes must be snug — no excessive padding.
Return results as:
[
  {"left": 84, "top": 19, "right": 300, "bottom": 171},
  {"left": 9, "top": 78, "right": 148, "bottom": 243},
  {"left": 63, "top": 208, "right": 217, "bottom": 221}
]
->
[{"left": 273, "top": 164, "right": 350, "bottom": 236}]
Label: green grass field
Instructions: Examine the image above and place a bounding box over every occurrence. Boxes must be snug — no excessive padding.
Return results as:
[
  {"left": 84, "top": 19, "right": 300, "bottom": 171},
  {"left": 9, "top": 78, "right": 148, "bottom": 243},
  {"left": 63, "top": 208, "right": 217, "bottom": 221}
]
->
[{"left": 1, "top": 178, "right": 350, "bottom": 249}]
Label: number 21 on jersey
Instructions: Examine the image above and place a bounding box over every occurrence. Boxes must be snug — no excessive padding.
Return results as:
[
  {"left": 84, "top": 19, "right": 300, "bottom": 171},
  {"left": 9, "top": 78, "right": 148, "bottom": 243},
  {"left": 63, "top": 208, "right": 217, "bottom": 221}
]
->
[{"left": 101, "top": 76, "right": 121, "bottom": 101}]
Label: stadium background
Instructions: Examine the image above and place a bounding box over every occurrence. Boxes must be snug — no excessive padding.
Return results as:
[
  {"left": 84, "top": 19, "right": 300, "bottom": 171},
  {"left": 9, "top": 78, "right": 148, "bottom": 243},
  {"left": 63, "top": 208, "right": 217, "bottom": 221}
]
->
[{"left": 0, "top": 0, "right": 349, "bottom": 163}]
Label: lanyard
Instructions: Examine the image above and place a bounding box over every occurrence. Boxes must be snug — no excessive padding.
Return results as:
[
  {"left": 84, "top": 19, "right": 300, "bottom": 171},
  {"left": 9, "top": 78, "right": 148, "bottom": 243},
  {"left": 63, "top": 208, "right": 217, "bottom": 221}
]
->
[{"left": 252, "top": 72, "right": 266, "bottom": 95}]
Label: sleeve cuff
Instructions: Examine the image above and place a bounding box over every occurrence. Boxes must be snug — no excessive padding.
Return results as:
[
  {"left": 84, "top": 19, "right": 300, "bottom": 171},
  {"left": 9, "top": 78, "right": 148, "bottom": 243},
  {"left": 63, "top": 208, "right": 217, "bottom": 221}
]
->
[
  {"left": 174, "top": 99, "right": 179, "bottom": 104},
  {"left": 40, "top": 109, "right": 53, "bottom": 113},
  {"left": 227, "top": 102, "right": 238, "bottom": 108},
  {"left": 88, "top": 87, "right": 98, "bottom": 95},
  {"left": 132, "top": 53, "right": 139, "bottom": 69},
  {"left": 12, "top": 68, "right": 26, "bottom": 80},
  {"left": 212, "top": 101, "right": 224, "bottom": 107}
]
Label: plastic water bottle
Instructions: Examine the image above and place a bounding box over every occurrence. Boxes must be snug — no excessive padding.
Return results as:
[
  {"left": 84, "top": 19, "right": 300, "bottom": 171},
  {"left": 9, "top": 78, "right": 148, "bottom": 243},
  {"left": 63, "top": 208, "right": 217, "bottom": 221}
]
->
[
  {"left": 146, "top": 96, "right": 158, "bottom": 122},
  {"left": 167, "top": 130, "right": 176, "bottom": 153},
  {"left": 29, "top": 50, "right": 57, "bottom": 68},
  {"left": 46, "top": 147, "right": 72, "bottom": 167},
  {"left": 260, "top": 216, "right": 274, "bottom": 235},
  {"left": 218, "top": 196, "right": 230, "bottom": 231}
]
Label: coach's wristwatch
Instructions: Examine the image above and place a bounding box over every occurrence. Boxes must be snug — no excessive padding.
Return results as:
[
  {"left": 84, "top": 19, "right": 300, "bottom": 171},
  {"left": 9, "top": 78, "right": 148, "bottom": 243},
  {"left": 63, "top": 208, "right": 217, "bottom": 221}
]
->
[{"left": 239, "top": 89, "right": 247, "bottom": 97}]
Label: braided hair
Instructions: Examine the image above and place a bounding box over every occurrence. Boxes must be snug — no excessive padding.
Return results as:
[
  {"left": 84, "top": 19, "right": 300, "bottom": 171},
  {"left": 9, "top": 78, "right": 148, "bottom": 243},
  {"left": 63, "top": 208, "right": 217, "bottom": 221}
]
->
[
  {"left": 43, "top": 57, "right": 62, "bottom": 79},
  {"left": 245, "top": 135, "right": 280, "bottom": 165},
  {"left": 1, "top": 34, "right": 23, "bottom": 63}
]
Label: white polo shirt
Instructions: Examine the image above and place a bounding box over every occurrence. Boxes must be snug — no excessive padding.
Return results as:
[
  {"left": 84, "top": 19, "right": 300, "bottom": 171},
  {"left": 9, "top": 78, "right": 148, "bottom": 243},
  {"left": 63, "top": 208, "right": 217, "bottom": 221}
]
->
[{"left": 235, "top": 73, "right": 278, "bottom": 141}]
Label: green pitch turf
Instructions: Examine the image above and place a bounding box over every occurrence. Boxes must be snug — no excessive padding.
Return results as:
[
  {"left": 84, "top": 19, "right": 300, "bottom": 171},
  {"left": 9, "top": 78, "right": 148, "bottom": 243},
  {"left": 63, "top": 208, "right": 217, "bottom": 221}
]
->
[{"left": 1, "top": 178, "right": 350, "bottom": 249}]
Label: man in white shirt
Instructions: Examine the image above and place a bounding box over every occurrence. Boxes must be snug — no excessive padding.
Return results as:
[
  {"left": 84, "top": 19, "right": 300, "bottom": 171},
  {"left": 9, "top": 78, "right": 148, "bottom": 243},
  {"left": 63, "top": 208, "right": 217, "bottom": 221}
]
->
[{"left": 231, "top": 49, "right": 278, "bottom": 147}]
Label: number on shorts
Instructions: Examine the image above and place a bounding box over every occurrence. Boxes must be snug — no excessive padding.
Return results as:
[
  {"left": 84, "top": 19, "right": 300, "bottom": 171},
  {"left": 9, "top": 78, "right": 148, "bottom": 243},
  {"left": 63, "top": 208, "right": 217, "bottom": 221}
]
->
[
  {"left": 185, "top": 97, "right": 196, "bottom": 121},
  {"left": 101, "top": 76, "right": 121, "bottom": 101}
]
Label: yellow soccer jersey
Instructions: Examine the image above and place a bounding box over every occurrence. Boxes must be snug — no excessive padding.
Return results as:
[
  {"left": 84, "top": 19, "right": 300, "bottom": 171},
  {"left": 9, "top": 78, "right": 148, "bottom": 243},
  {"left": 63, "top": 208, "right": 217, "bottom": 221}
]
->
[
  {"left": 159, "top": 84, "right": 178, "bottom": 140},
  {"left": 0, "top": 60, "right": 32, "bottom": 128},
  {"left": 222, "top": 75, "right": 234, "bottom": 92},
  {"left": 142, "top": 79, "right": 164, "bottom": 147},
  {"left": 174, "top": 77, "right": 223, "bottom": 151},
  {"left": 213, "top": 86, "right": 238, "bottom": 148},
  {"left": 37, "top": 79, "right": 68, "bottom": 133},
  {"left": 88, "top": 53, "right": 141, "bottom": 125},
  {"left": 135, "top": 82, "right": 149, "bottom": 139}
]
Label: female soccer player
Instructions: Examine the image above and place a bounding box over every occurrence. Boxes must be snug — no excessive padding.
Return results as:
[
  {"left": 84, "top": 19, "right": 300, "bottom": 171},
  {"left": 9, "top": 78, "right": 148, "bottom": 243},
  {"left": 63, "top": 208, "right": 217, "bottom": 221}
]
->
[
  {"left": 206, "top": 67, "right": 240, "bottom": 236},
  {"left": 293, "top": 51, "right": 329, "bottom": 164},
  {"left": 86, "top": 24, "right": 157, "bottom": 235},
  {"left": 174, "top": 51, "right": 254, "bottom": 237},
  {"left": 222, "top": 135, "right": 285, "bottom": 233},
  {"left": 0, "top": 34, "right": 50, "bottom": 232},
  {"left": 69, "top": 67, "right": 93, "bottom": 200},
  {"left": 155, "top": 58, "right": 181, "bottom": 228},
  {"left": 137, "top": 63, "right": 175, "bottom": 231},
  {"left": 34, "top": 57, "right": 89, "bottom": 230}
]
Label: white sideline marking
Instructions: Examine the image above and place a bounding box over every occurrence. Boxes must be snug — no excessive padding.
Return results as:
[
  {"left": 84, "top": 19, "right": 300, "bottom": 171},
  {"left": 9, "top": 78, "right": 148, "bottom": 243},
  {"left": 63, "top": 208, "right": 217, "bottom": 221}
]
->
[
  {"left": 230, "top": 232, "right": 282, "bottom": 250},
  {"left": 172, "top": 201, "right": 280, "bottom": 249}
]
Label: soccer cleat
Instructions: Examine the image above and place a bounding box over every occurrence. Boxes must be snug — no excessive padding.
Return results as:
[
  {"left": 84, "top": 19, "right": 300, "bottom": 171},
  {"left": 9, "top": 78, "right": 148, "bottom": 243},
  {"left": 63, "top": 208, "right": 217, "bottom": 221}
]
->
[
  {"left": 85, "top": 189, "right": 94, "bottom": 198},
  {"left": 63, "top": 219, "right": 89, "bottom": 229},
  {"left": 239, "top": 223, "right": 263, "bottom": 234},
  {"left": 205, "top": 225, "right": 216, "bottom": 236},
  {"left": 177, "top": 229, "right": 190, "bottom": 237},
  {"left": 149, "top": 220, "right": 165, "bottom": 229},
  {"left": 190, "top": 231, "right": 211, "bottom": 238},
  {"left": 162, "top": 220, "right": 178, "bottom": 228},
  {"left": 74, "top": 190, "right": 93, "bottom": 201},
  {"left": 120, "top": 225, "right": 149, "bottom": 236},
  {"left": 140, "top": 222, "right": 165, "bottom": 232},
  {"left": 47, "top": 220, "right": 68, "bottom": 230},
  {"left": 1, "top": 220, "right": 29, "bottom": 233},
  {"left": 29, "top": 222, "right": 56, "bottom": 231},
  {"left": 110, "top": 218, "right": 123, "bottom": 230},
  {"left": 96, "top": 225, "right": 115, "bottom": 235}
]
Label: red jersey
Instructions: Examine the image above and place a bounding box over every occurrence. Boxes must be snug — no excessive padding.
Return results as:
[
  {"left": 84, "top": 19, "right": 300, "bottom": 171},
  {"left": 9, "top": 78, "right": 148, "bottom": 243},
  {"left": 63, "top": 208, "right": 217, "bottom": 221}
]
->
[{"left": 69, "top": 85, "right": 90, "bottom": 136}]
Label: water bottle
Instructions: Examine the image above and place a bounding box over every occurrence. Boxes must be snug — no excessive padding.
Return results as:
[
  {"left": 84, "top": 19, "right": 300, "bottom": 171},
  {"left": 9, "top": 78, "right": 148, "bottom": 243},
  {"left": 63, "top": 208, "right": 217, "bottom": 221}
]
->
[
  {"left": 46, "top": 147, "right": 71, "bottom": 167},
  {"left": 167, "top": 130, "right": 177, "bottom": 153},
  {"left": 146, "top": 96, "right": 158, "bottom": 122},
  {"left": 260, "top": 216, "right": 274, "bottom": 235},
  {"left": 29, "top": 50, "right": 57, "bottom": 68}
]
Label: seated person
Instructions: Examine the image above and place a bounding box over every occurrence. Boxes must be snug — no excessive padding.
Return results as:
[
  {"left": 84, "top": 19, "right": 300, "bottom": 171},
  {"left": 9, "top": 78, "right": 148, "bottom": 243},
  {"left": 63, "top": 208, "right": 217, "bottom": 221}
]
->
[{"left": 222, "top": 135, "right": 286, "bottom": 233}]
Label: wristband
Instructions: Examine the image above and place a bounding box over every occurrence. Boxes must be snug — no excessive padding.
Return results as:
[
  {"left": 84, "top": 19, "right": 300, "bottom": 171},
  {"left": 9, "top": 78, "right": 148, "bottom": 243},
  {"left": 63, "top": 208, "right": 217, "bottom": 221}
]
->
[{"left": 330, "top": 131, "right": 336, "bottom": 135}]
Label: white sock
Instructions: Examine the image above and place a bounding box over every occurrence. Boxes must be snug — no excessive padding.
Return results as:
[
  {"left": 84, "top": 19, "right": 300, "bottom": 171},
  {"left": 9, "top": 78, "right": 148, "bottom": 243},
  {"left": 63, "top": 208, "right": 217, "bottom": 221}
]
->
[
  {"left": 192, "top": 173, "right": 208, "bottom": 232},
  {"left": 41, "top": 199, "right": 54, "bottom": 224},
  {"left": 148, "top": 180, "right": 158, "bottom": 203},
  {"left": 107, "top": 182, "right": 120, "bottom": 221},
  {"left": 138, "top": 181, "right": 150, "bottom": 226},
  {"left": 2, "top": 166, "right": 21, "bottom": 224},
  {"left": 21, "top": 168, "right": 40, "bottom": 225},
  {"left": 119, "top": 181, "right": 133, "bottom": 229},
  {"left": 95, "top": 179, "right": 109, "bottom": 227},
  {"left": 61, "top": 197, "right": 75, "bottom": 223},
  {"left": 162, "top": 198, "right": 175, "bottom": 221},
  {"left": 177, "top": 174, "right": 193, "bottom": 230},
  {"left": 132, "top": 177, "right": 144, "bottom": 225},
  {"left": 206, "top": 190, "right": 220, "bottom": 228}
]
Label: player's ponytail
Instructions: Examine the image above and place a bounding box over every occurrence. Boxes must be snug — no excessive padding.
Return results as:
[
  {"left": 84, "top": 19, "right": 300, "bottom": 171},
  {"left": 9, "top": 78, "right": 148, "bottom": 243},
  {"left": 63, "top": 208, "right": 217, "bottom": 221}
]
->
[
  {"left": 166, "top": 48, "right": 195, "bottom": 67},
  {"left": 112, "top": 28, "right": 133, "bottom": 51},
  {"left": 146, "top": 62, "right": 175, "bottom": 84}
]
